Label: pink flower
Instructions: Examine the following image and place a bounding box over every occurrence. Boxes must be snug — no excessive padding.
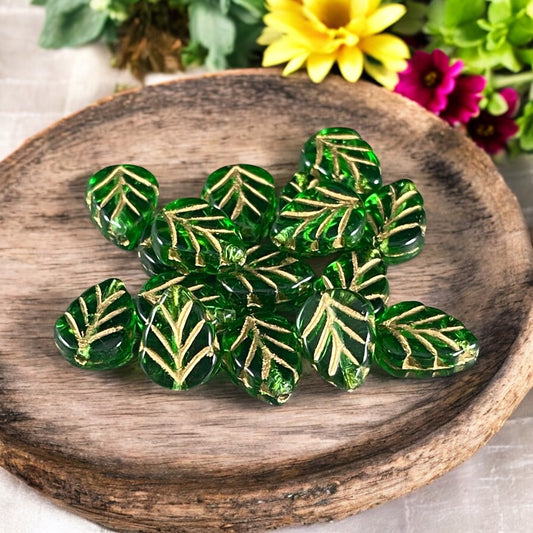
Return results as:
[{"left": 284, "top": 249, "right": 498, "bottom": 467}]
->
[
  {"left": 394, "top": 49, "right": 464, "bottom": 113},
  {"left": 440, "top": 74, "right": 486, "bottom": 126},
  {"left": 467, "top": 88, "right": 520, "bottom": 155}
]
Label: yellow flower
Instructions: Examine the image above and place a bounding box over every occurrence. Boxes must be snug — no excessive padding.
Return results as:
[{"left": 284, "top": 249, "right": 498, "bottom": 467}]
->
[{"left": 258, "top": 0, "right": 410, "bottom": 88}]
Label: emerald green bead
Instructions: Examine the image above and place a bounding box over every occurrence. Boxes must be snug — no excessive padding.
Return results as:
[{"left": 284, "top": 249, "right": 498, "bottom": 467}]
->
[
  {"left": 54, "top": 278, "right": 138, "bottom": 369},
  {"left": 86, "top": 164, "right": 159, "bottom": 250},
  {"left": 270, "top": 181, "right": 366, "bottom": 256},
  {"left": 136, "top": 272, "right": 236, "bottom": 328},
  {"left": 222, "top": 313, "right": 302, "bottom": 405},
  {"left": 217, "top": 244, "right": 316, "bottom": 312},
  {"left": 151, "top": 198, "right": 246, "bottom": 274},
  {"left": 315, "top": 248, "right": 389, "bottom": 314},
  {"left": 296, "top": 289, "right": 375, "bottom": 391},
  {"left": 299, "top": 127, "right": 381, "bottom": 195},
  {"left": 137, "top": 225, "right": 179, "bottom": 277},
  {"left": 277, "top": 172, "right": 319, "bottom": 213},
  {"left": 139, "top": 286, "right": 219, "bottom": 390},
  {"left": 374, "top": 301, "right": 480, "bottom": 378},
  {"left": 201, "top": 164, "right": 277, "bottom": 243},
  {"left": 363, "top": 179, "right": 426, "bottom": 265}
]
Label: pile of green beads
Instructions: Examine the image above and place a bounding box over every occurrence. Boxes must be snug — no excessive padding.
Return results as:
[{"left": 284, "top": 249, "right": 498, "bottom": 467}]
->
[{"left": 54, "top": 128, "right": 480, "bottom": 406}]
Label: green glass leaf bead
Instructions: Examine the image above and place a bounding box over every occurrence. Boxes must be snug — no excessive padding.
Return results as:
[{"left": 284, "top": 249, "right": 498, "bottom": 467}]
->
[
  {"left": 296, "top": 289, "right": 375, "bottom": 391},
  {"left": 315, "top": 248, "right": 389, "bottom": 314},
  {"left": 221, "top": 313, "right": 302, "bottom": 405},
  {"left": 86, "top": 164, "right": 159, "bottom": 250},
  {"left": 151, "top": 198, "right": 246, "bottom": 274},
  {"left": 270, "top": 181, "right": 366, "bottom": 256},
  {"left": 136, "top": 272, "right": 236, "bottom": 328},
  {"left": 217, "top": 244, "right": 316, "bottom": 312},
  {"left": 299, "top": 127, "right": 382, "bottom": 195},
  {"left": 363, "top": 179, "right": 426, "bottom": 265},
  {"left": 139, "top": 285, "right": 219, "bottom": 390},
  {"left": 54, "top": 278, "right": 138, "bottom": 369},
  {"left": 201, "top": 164, "right": 277, "bottom": 243},
  {"left": 374, "top": 301, "right": 480, "bottom": 378},
  {"left": 277, "top": 171, "right": 319, "bottom": 212},
  {"left": 137, "top": 225, "right": 180, "bottom": 277}
]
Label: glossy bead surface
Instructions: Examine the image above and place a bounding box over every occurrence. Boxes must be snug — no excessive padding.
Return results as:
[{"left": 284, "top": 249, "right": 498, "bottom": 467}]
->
[
  {"left": 270, "top": 181, "right": 366, "bottom": 256},
  {"left": 374, "top": 301, "right": 479, "bottom": 378},
  {"left": 277, "top": 172, "right": 319, "bottom": 213},
  {"left": 151, "top": 198, "right": 246, "bottom": 274},
  {"left": 299, "top": 127, "right": 381, "bottom": 195},
  {"left": 201, "top": 164, "right": 277, "bottom": 243},
  {"left": 296, "top": 289, "right": 375, "bottom": 391},
  {"left": 217, "top": 244, "right": 316, "bottom": 312},
  {"left": 139, "top": 286, "right": 219, "bottom": 390},
  {"left": 222, "top": 313, "right": 302, "bottom": 405},
  {"left": 315, "top": 248, "right": 389, "bottom": 314},
  {"left": 86, "top": 164, "right": 159, "bottom": 250},
  {"left": 363, "top": 179, "right": 426, "bottom": 265},
  {"left": 137, "top": 225, "right": 178, "bottom": 277},
  {"left": 54, "top": 278, "right": 138, "bottom": 369}
]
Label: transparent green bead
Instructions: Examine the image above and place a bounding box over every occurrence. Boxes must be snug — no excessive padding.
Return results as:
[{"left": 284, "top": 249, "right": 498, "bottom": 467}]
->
[
  {"left": 315, "top": 248, "right": 389, "bottom": 314},
  {"left": 201, "top": 164, "right": 277, "bottom": 243},
  {"left": 151, "top": 198, "right": 246, "bottom": 274},
  {"left": 86, "top": 164, "right": 159, "bottom": 250},
  {"left": 277, "top": 172, "right": 319, "bottom": 213},
  {"left": 222, "top": 313, "right": 302, "bottom": 405},
  {"left": 363, "top": 179, "right": 426, "bottom": 265},
  {"left": 271, "top": 181, "right": 366, "bottom": 256},
  {"left": 299, "top": 127, "right": 381, "bottom": 195},
  {"left": 139, "top": 286, "right": 219, "bottom": 390},
  {"left": 136, "top": 272, "right": 236, "bottom": 329},
  {"left": 54, "top": 278, "right": 138, "bottom": 369},
  {"left": 217, "top": 244, "right": 316, "bottom": 312},
  {"left": 296, "top": 289, "right": 375, "bottom": 391},
  {"left": 375, "top": 301, "right": 480, "bottom": 378}
]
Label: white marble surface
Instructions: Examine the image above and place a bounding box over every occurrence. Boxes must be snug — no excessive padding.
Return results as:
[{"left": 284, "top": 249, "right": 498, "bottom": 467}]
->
[{"left": 1, "top": 3, "right": 532, "bottom": 532}]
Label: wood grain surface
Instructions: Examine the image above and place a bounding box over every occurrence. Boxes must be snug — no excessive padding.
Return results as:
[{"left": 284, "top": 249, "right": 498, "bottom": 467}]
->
[{"left": 0, "top": 69, "right": 532, "bottom": 533}]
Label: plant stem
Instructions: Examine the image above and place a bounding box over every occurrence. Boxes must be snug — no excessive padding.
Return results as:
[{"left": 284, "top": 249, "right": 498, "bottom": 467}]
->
[{"left": 493, "top": 71, "right": 533, "bottom": 89}]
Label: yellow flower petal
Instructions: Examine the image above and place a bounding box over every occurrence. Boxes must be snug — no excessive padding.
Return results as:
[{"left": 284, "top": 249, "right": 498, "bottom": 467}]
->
[
  {"left": 283, "top": 53, "right": 309, "bottom": 76},
  {"left": 307, "top": 52, "right": 337, "bottom": 83},
  {"left": 364, "top": 0, "right": 381, "bottom": 15},
  {"left": 264, "top": 12, "right": 330, "bottom": 50},
  {"left": 337, "top": 45, "right": 364, "bottom": 82},
  {"left": 262, "top": 36, "right": 308, "bottom": 67},
  {"left": 257, "top": 26, "right": 284, "bottom": 46},
  {"left": 363, "top": 58, "right": 399, "bottom": 89},
  {"left": 359, "top": 33, "right": 410, "bottom": 62},
  {"left": 363, "top": 4, "right": 406, "bottom": 36}
]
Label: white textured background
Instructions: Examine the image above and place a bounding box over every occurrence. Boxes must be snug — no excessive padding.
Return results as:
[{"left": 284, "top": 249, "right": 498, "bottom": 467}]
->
[{"left": 0, "top": 2, "right": 532, "bottom": 532}]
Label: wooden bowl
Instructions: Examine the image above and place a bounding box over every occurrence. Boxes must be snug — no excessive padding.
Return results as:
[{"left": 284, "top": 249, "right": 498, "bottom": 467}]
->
[{"left": 0, "top": 69, "right": 532, "bottom": 533}]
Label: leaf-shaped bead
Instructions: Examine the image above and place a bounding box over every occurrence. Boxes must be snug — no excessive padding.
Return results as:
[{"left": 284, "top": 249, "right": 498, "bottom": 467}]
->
[
  {"left": 139, "top": 286, "right": 219, "bottom": 390},
  {"left": 296, "top": 289, "right": 375, "bottom": 391},
  {"left": 222, "top": 313, "right": 302, "bottom": 405},
  {"left": 299, "top": 127, "right": 382, "bottom": 195},
  {"left": 201, "top": 164, "right": 277, "bottom": 242},
  {"left": 375, "top": 301, "right": 480, "bottom": 378},
  {"left": 54, "top": 278, "right": 138, "bottom": 369},
  {"left": 86, "top": 164, "right": 159, "bottom": 250}
]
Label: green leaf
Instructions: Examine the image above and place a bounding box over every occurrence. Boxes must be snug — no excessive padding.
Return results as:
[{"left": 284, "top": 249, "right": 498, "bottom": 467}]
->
[
  {"left": 316, "top": 248, "right": 389, "bottom": 315},
  {"left": 392, "top": 0, "right": 428, "bottom": 36},
  {"left": 508, "top": 11, "right": 533, "bottom": 46},
  {"left": 54, "top": 278, "right": 138, "bottom": 369},
  {"left": 188, "top": 0, "right": 236, "bottom": 70},
  {"left": 427, "top": 0, "right": 486, "bottom": 29},
  {"left": 139, "top": 286, "right": 219, "bottom": 390},
  {"left": 217, "top": 244, "right": 316, "bottom": 312},
  {"left": 39, "top": 1, "right": 108, "bottom": 48},
  {"left": 363, "top": 179, "right": 426, "bottom": 265},
  {"left": 486, "top": 90, "right": 509, "bottom": 115},
  {"left": 451, "top": 21, "right": 487, "bottom": 47},
  {"left": 374, "top": 301, "right": 480, "bottom": 378},
  {"left": 270, "top": 181, "right": 366, "bottom": 257},
  {"left": 488, "top": 0, "right": 512, "bottom": 24},
  {"left": 517, "top": 101, "right": 533, "bottom": 151},
  {"left": 296, "top": 289, "right": 375, "bottom": 391},
  {"left": 31, "top": 0, "right": 49, "bottom": 6},
  {"left": 222, "top": 313, "right": 302, "bottom": 405},
  {"left": 201, "top": 164, "right": 277, "bottom": 243}
]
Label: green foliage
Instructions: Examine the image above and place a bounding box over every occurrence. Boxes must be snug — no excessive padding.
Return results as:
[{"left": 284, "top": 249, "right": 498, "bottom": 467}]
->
[{"left": 517, "top": 101, "right": 533, "bottom": 150}]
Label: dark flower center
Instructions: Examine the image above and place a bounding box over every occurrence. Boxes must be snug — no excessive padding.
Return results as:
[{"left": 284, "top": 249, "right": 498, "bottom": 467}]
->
[
  {"left": 423, "top": 70, "right": 440, "bottom": 88},
  {"left": 475, "top": 123, "right": 495, "bottom": 138}
]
